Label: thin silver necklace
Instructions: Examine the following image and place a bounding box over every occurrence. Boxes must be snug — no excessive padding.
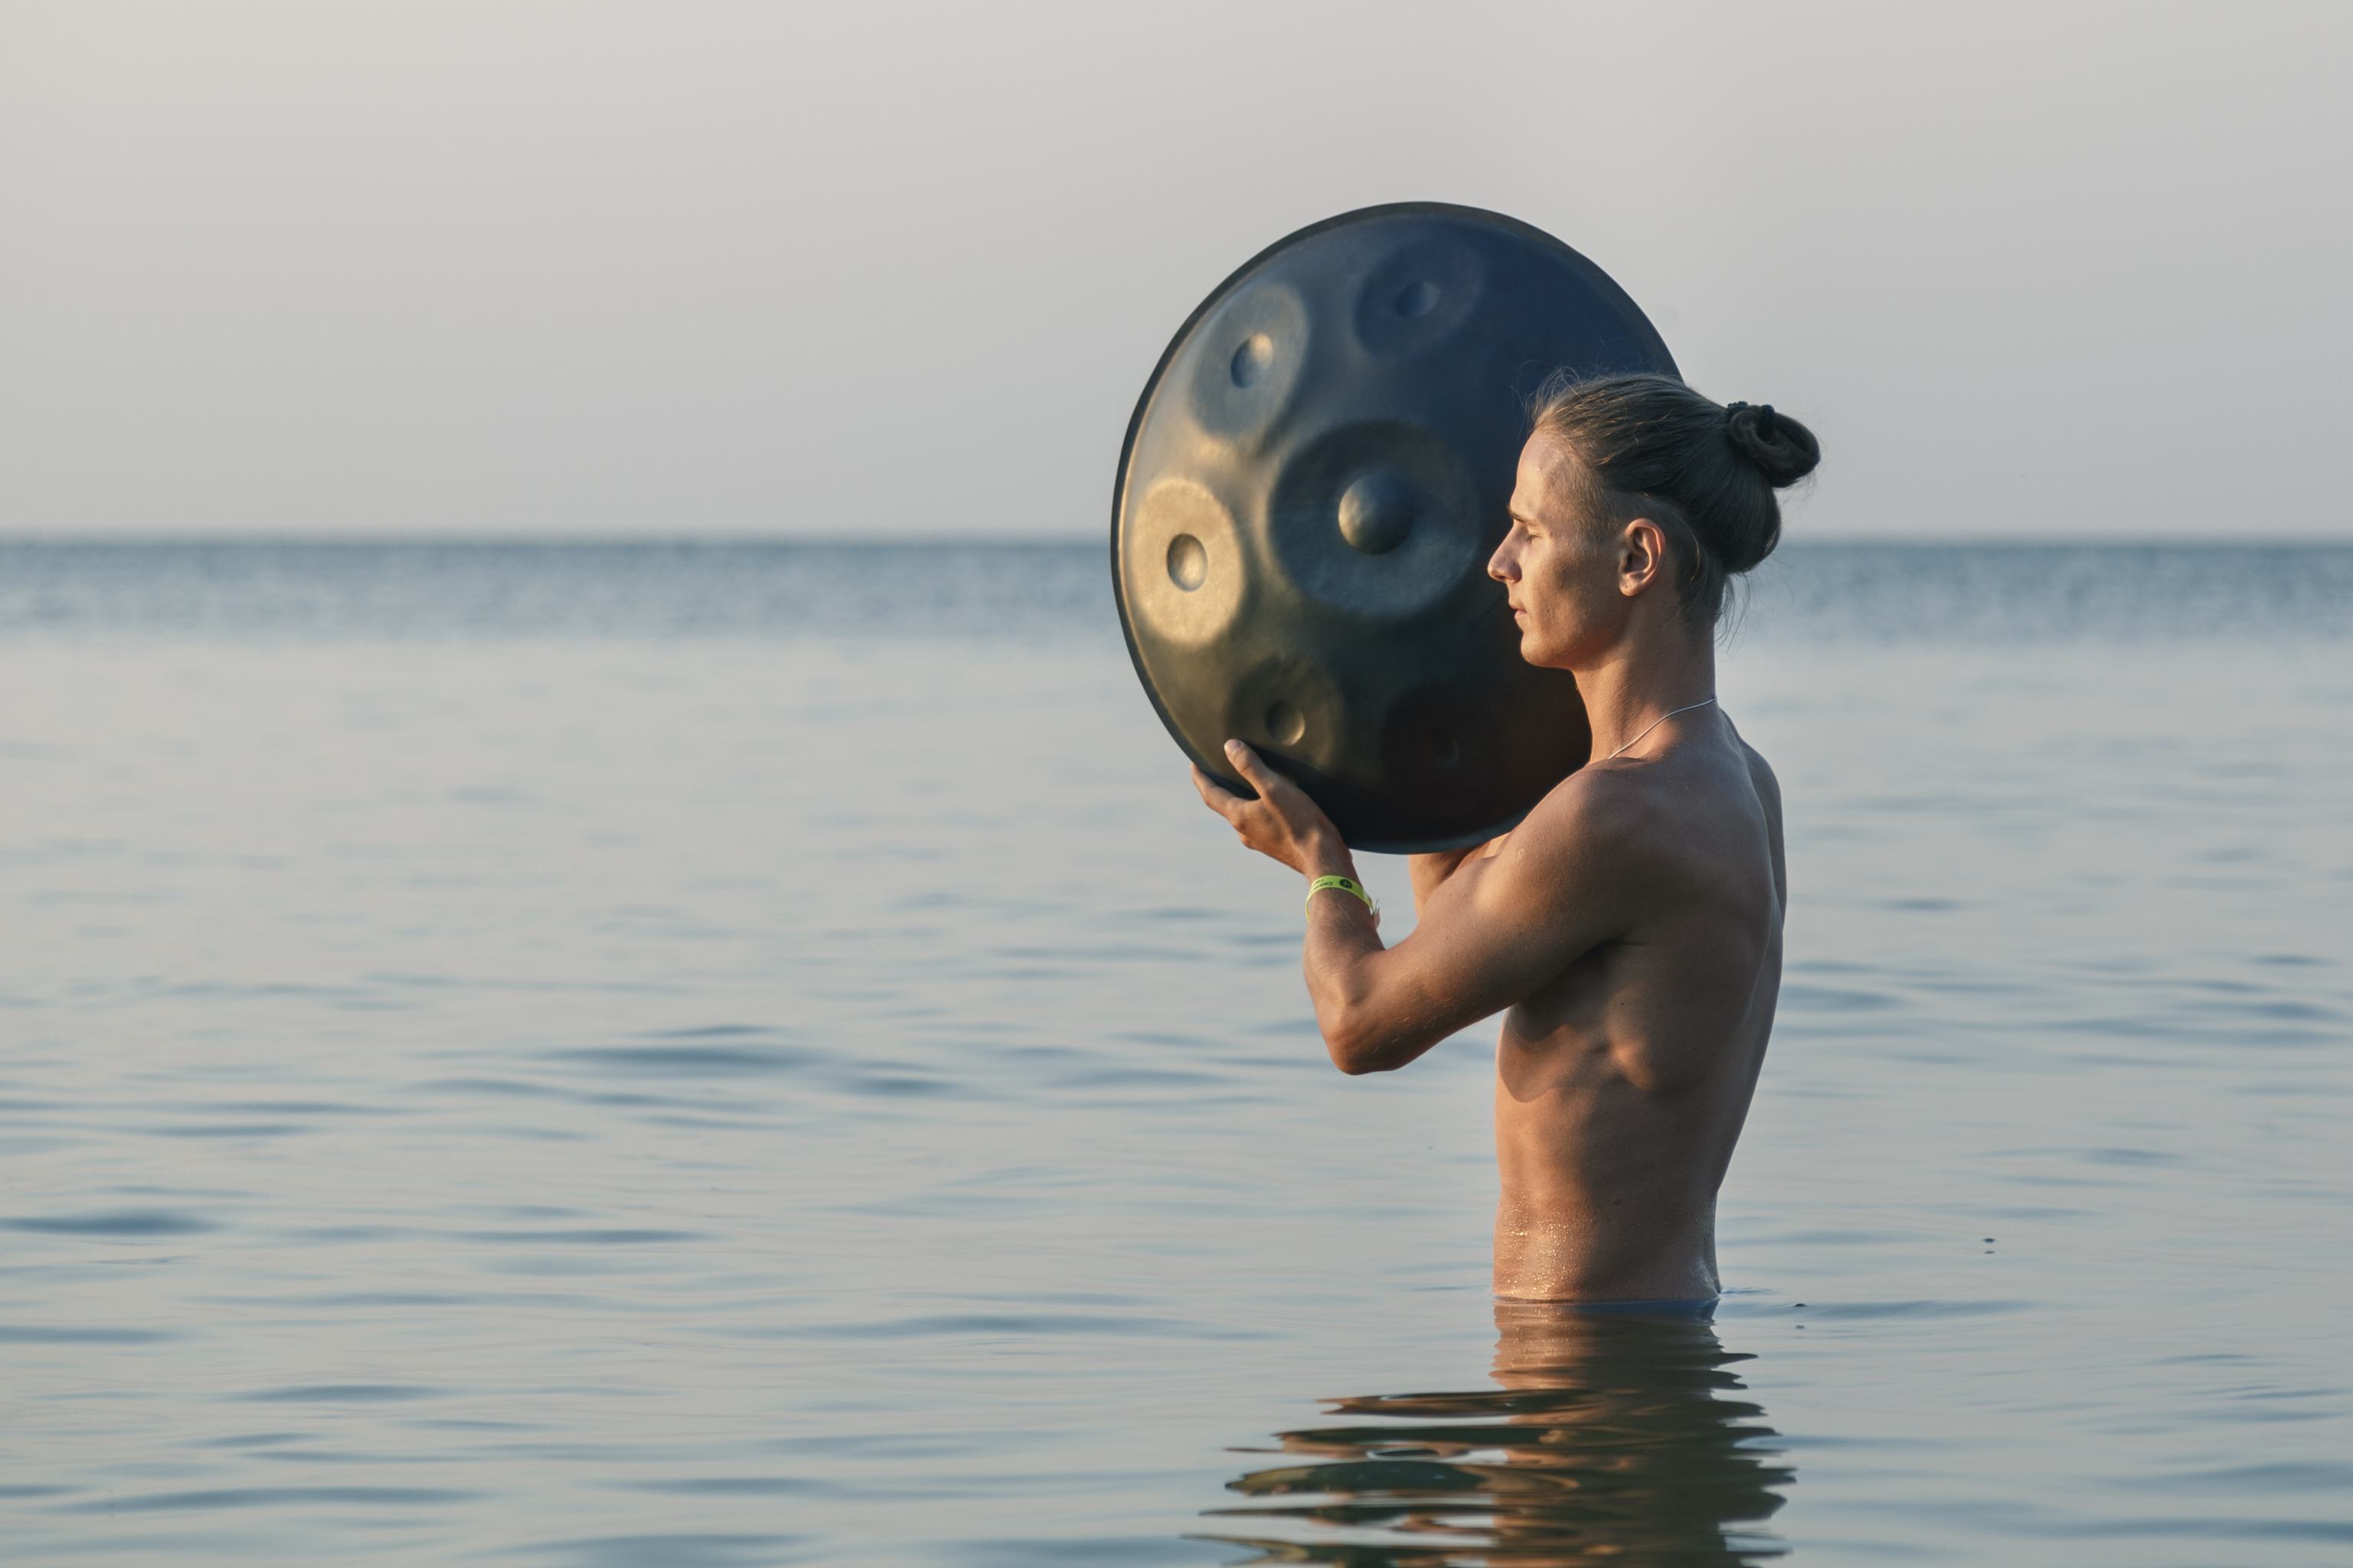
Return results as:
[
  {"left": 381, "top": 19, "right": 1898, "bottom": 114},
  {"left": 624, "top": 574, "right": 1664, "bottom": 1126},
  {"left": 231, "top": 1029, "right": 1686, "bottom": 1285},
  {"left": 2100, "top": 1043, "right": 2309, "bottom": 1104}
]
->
[{"left": 1604, "top": 696, "right": 1718, "bottom": 760}]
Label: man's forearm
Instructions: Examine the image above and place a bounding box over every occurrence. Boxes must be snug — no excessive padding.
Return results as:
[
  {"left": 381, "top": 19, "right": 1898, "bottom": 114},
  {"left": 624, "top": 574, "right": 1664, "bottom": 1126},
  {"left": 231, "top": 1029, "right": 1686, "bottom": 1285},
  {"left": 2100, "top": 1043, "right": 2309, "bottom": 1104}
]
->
[{"left": 1299, "top": 836, "right": 1390, "bottom": 1072}]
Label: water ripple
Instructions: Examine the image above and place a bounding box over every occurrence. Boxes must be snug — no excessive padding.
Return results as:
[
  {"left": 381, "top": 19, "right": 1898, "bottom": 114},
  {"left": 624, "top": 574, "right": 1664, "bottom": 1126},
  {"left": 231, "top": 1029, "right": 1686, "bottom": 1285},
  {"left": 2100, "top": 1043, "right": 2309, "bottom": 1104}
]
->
[
  {"left": 62, "top": 1485, "right": 479, "bottom": 1514},
  {"left": 234, "top": 1384, "right": 447, "bottom": 1404},
  {"left": 4, "top": 1209, "right": 214, "bottom": 1237}
]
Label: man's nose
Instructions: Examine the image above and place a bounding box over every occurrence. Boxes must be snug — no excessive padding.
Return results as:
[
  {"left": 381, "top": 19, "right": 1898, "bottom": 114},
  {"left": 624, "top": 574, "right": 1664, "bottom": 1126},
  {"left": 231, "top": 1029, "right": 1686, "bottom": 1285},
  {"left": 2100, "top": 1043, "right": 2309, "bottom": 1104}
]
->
[{"left": 1487, "top": 542, "right": 1515, "bottom": 583}]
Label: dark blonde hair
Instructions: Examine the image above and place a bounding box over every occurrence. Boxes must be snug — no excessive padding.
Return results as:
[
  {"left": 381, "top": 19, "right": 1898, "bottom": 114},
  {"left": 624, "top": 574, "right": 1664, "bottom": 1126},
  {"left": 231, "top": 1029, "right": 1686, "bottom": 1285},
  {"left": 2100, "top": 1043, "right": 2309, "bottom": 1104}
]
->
[{"left": 1528, "top": 371, "right": 1820, "bottom": 627}]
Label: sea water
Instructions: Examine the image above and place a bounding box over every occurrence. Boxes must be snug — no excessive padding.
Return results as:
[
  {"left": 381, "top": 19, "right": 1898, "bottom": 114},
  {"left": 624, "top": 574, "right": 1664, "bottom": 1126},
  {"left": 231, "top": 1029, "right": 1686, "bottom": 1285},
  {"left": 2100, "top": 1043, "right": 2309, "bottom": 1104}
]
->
[{"left": 2, "top": 541, "right": 2348, "bottom": 1565}]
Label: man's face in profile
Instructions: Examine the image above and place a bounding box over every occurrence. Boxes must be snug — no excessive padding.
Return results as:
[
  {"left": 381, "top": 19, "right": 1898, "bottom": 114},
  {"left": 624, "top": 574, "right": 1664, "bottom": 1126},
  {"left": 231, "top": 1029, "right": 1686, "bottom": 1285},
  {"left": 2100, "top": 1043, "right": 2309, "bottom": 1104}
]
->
[{"left": 1492, "top": 430, "right": 1626, "bottom": 671}]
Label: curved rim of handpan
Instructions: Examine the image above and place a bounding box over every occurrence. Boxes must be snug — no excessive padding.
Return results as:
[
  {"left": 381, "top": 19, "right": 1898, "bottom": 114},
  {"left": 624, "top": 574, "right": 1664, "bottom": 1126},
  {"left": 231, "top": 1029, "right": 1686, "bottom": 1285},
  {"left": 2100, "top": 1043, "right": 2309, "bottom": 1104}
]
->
[{"left": 1106, "top": 199, "right": 1680, "bottom": 798}]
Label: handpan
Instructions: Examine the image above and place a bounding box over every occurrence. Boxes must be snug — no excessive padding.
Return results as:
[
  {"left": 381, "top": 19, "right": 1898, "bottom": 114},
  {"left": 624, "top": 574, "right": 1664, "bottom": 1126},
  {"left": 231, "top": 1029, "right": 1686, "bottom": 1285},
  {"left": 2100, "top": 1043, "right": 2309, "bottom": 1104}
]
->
[{"left": 1110, "top": 202, "right": 1679, "bottom": 853}]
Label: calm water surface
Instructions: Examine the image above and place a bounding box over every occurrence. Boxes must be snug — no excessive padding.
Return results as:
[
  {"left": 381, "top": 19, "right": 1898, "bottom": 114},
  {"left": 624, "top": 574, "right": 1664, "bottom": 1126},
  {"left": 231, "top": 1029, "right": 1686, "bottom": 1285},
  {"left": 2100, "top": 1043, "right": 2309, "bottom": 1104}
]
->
[{"left": 2, "top": 542, "right": 2349, "bottom": 1565}]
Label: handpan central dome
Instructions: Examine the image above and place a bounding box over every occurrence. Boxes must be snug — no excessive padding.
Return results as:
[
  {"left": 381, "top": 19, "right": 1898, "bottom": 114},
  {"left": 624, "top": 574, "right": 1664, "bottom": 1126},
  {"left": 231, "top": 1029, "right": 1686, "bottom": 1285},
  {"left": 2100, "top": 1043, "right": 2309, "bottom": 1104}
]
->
[{"left": 1111, "top": 203, "right": 1678, "bottom": 852}]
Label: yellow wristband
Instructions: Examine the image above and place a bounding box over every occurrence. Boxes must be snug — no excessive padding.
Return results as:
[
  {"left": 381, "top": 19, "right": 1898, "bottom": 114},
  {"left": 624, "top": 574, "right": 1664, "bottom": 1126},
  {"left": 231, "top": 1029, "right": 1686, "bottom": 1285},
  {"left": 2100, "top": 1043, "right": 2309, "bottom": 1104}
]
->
[{"left": 1306, "top": 874, "right": 1378, "bottom": 923}]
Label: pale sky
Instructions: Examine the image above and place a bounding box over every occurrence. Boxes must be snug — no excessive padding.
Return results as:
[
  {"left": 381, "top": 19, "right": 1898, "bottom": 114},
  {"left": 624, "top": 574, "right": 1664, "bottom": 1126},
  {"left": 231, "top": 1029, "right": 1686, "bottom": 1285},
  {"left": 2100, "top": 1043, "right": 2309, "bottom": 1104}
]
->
[{"left": 4, "top": 1, "right": 2348, "bottom": 539}]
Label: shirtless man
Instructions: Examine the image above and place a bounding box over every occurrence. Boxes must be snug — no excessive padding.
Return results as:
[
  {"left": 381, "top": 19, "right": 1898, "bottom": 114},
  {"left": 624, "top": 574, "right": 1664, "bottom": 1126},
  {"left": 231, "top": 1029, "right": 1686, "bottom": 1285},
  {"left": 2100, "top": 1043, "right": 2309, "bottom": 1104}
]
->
[{"left": 1194, "top": 374, "right": 1820, "bottom": 1303}]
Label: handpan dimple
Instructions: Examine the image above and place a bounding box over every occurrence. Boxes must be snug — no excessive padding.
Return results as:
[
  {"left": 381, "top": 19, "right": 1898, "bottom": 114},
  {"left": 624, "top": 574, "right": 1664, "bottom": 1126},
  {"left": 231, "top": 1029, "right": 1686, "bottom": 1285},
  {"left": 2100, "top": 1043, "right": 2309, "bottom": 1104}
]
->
[
  {"left": 1337, "top": 470, "right": 1415, "bottom": 555},
  {"left": 1185, "top": 283, "right": 1309, "bottom": 445},
  {"left": 1112, "top": 203, "right": 1678, "bottom": 852},
  {"left": 1352, "top": 236, "right": 1484, "bottom": 358},
  {"left": 1266, "top": 418, "right": 1479, "bottom": 623},
  {"left": 1119, "top": 478, "right": 1244, "bottom": 652},
  {"left": 1165, "top": 533, "right": 1208, "bottom": 591},
  {"left": 1229, "top": 335, "right": 1273, "bottom": 388}
]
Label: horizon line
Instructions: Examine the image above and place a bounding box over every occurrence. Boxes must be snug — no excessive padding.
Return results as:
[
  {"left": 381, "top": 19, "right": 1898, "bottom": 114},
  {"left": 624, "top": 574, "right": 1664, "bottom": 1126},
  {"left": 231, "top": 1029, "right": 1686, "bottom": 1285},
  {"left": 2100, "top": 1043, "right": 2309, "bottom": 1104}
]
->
[{"left": 2, "top": 533, "right": 2350, "bottom": 550}]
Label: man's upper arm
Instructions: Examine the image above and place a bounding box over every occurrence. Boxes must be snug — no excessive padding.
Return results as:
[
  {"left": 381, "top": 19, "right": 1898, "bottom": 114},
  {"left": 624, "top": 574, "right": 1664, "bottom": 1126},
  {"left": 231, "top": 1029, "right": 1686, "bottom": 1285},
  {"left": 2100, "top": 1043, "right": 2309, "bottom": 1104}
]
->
[{"left": 1345, "top": 779, "right": 1650, "bottom": 1067}]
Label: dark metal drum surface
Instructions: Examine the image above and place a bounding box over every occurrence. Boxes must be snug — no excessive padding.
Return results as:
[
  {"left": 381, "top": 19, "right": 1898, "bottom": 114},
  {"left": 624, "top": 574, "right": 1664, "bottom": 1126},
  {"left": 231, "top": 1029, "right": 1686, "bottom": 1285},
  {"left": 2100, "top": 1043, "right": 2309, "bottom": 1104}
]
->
[{"left": 1110, "top": 203, "right": 1678, "bottom": 853}]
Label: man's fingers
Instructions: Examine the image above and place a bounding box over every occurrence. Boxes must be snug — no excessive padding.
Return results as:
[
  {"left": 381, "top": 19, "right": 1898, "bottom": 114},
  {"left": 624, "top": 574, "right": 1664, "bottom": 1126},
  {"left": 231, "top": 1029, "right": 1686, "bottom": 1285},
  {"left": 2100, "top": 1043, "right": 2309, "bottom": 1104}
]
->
[
  {"left": 1222, "top": 739, "right": 1281, "bottom": 797},
  {"left": 1191, "top": 764, "right": 1243, "bottom": 822},
  {"left": 1224, "top": 740, "right": 1310, "bottom": 809}
]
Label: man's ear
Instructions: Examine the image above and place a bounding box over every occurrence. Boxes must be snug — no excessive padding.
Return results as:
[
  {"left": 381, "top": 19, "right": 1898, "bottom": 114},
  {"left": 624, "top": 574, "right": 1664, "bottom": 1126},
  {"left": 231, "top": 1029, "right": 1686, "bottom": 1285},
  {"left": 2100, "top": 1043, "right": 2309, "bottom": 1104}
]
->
[{"left": 1618, "top": 518, "right": 1671, "bottom": 597}]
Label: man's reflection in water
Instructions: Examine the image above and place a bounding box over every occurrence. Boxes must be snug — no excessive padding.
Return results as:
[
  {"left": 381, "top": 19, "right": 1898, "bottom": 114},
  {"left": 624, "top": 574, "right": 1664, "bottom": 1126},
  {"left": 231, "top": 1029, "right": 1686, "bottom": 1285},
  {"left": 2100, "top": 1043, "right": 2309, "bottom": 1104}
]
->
[{"left": 1199, "top": 1302, "right": 1792, "bottom": 1566}]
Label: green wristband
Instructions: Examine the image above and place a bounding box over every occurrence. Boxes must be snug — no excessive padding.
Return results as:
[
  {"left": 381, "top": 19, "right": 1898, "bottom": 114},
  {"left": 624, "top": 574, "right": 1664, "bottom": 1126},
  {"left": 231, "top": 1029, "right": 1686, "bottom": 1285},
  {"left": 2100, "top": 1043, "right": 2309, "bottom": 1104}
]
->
[{"left": 1306, "top": 874, "right": 1379, "bottom": 923}]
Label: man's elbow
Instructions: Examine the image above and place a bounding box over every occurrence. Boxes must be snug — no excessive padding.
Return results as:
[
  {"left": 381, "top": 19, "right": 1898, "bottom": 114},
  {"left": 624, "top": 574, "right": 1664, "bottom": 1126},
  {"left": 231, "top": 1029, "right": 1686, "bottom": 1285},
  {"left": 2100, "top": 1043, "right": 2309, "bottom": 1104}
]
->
[
  {"left": 1311, "top": 973, "right": 1424, "bottom": 1074},
  {"left": 1322, "top": 1016, "right": 1405, "bottom": 1076}
]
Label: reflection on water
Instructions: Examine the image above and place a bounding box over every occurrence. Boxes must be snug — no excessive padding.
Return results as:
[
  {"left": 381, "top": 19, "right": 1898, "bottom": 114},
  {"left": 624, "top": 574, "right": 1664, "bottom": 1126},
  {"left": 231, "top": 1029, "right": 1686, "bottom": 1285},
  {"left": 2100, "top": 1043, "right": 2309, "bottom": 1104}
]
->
[{"left": 1201, "top": 1302, "right": 1793, "bottom": 1566}]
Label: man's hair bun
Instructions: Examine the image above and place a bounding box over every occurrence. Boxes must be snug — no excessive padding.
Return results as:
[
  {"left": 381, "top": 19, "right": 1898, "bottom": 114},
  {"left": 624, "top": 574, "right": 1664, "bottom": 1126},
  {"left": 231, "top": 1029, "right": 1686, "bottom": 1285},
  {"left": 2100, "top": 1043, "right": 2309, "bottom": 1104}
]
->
[{"left": 1724, "top": 402, "right": 1822, "bottom": 488}]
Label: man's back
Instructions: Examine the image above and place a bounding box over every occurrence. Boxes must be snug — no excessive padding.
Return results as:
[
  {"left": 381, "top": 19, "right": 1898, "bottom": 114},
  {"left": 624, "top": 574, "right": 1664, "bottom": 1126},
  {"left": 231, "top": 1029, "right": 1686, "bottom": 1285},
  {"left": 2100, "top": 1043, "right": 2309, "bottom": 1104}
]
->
[{"left": 1482, "top": 724, "right": 1786, "bottom": 1300}]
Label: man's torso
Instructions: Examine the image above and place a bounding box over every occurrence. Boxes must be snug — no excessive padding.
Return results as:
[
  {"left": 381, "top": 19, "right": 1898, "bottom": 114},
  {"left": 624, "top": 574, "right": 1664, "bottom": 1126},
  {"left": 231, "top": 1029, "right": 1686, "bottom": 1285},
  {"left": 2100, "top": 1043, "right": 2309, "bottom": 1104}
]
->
[{"left": 1489, "top": 726, "right": 1786, "bottom": 1300}]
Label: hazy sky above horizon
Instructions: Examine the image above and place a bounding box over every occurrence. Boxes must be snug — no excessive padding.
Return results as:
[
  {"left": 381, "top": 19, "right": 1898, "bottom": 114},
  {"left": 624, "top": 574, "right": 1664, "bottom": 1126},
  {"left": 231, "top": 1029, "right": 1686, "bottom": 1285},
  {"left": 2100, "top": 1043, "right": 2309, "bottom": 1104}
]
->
[{"left": 5, "top": 1, "right": 2348, "bottom": 540}]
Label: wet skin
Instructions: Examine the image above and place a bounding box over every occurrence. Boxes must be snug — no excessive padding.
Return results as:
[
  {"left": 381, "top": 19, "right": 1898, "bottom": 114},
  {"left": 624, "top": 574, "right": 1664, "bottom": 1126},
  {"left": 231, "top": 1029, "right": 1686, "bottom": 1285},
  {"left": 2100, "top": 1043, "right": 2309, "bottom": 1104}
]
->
[{"left": 1194, "top": 430, "right": 1785, "bottom": 1302}]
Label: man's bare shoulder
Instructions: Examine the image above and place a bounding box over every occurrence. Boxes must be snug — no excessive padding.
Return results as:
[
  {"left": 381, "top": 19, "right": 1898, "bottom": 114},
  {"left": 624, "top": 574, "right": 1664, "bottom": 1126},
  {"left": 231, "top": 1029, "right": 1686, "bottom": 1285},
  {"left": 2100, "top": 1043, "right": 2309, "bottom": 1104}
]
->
[
  {"left": 1730, "top": 731, "right": 1789, "bottom": 906},
  {"left": 1734, "top": 732, "right": 1783, "bottom": 814},
  {"left": 1426, "top": 760, "right": 1669, "bottom": 957},
  {"left": 1491, "top": 756, "right": 1675, "bottom": 888},
  {"left": 1500, "top": 737, "right": 1774, "bottom": 896}
]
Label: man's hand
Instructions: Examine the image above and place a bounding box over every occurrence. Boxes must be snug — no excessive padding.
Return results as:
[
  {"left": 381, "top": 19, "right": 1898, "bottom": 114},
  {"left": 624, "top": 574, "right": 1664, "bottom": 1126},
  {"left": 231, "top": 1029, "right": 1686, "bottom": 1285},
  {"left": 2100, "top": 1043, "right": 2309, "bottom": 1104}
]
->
[{"left": 1191, "top": 740, "right": 1348, "bottom": 877}]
